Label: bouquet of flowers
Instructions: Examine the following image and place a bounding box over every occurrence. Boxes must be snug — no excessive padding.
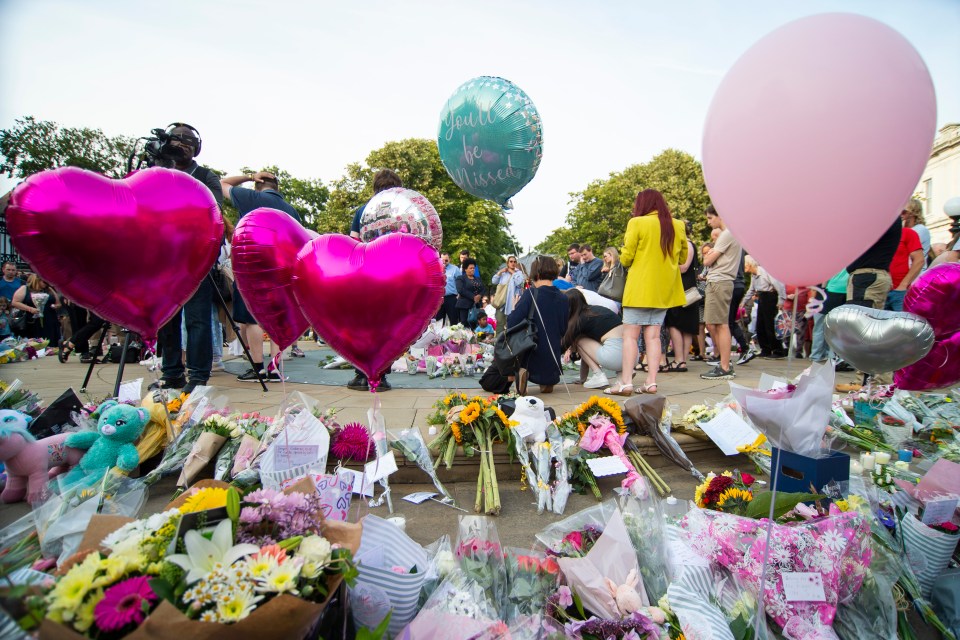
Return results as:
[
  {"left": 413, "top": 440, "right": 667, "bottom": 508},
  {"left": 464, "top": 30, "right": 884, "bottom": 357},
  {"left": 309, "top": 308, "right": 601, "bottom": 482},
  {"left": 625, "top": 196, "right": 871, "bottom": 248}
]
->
[
  {"left": 619, "top": 492, "right": 671, "bottom": 605},
  {"left": 555, "top": 396, "right": 627, "bottom": 500},
  {"left": 0, "top": 379, "right": 41, "bottom": 416},
  {"left": 694, "top": 470, "right": 756, "bottom": 515},
  {"left": 579, "top": 414, "right": 670, "bottom": 497},
  {"left": 177, "top": 413, "right": 240, "bottom": 488},
  {"left": 141, "top": 388, "right": 227, "bottom": 485},
  {"left": 389, "top": 427, "right": 457, "bottom": 506},
  {"left": 441, "top": 323, "right": 475, "bottom": 351},
  {"left": 898, "top": 504, "right": 960, "bottom": 599},
  {"left": 230, "top": 412, "right": 273, "bottom": 478},
  {"left": 682, "top": 507, "right": 873, "bottom": 639},
  {"left": 37, "top": 483, "right": 358, "bottom": 639},
  {"left": 427, "top": 393, "right": 516, "bottom": 514},
  {"left": 502, "top": 548, "right": 560, "bottom": 623},
  {"left": 456, "top": 516, "right": 507, "bottom": 613},
  {"left": 681, "top": 403, "right": 717, "bottom": 426},
  {"left": 403, "top": 572, "right": 505, "bottom": 640}
]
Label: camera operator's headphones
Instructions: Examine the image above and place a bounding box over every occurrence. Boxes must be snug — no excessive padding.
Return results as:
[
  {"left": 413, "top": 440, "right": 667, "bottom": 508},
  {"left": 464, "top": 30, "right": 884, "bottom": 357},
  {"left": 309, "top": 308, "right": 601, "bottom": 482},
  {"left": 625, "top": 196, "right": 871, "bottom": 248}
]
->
[{"left": 165, "top": 122, "right": 202, "bottom": 157}]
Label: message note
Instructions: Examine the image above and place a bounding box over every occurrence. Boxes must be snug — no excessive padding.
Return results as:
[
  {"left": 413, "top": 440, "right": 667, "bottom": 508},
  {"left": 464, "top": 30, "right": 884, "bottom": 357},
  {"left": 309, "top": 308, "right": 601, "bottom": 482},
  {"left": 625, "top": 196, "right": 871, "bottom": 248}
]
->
[
  {"left": 273, "top": 445, "right": 319, "bottom": 471},
  {"left": 403, "top": 492, "right": 438, "bottom": 505},
  {"left": 921, "top": 498, "right": 959, "bottom": 525},
  {"left": 365, "top": 450, "right": 399, "bottom": 483},
  {"left": 782, "top": 572, "right": 827, "bottom": 602},
  {"left": 699, "top": 407, "right": 761, "bottom": 456},
  {"left": 586, "top": 456, "right": 629, "bottom": 477},
  {"left": 118, "top": 378, "right": 143, "bottom": 404}
]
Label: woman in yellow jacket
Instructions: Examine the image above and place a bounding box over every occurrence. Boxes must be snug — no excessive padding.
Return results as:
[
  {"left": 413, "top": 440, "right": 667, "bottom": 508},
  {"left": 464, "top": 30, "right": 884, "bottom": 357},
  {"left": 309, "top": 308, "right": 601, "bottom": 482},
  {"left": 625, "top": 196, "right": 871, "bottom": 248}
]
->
[{"left": 606, "top": 189, "right": 688, "bottom": 396}]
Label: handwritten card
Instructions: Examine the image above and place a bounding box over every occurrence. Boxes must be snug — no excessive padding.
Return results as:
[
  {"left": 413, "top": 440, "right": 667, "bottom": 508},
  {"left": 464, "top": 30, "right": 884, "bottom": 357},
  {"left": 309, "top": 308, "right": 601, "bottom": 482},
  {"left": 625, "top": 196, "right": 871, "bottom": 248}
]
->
[
  {"left": 782, "top": 572, "right": 826, "bottom": 602},
  {"left": 586, "top": 456, "right": 629, "bottom": 477},
  {"left": 118, "top": 378, "right": 142, "bottom": 404},
  {"left": 365, "top": 450, "right": 398, "bottom": 483},
  {"left": 273, "top": 445, "right": 319, "bottom": 470},
  {"left": 698, "top": 407, "right": 761, "bottom": 456},
  {"left": 403, "top": 491, "right": 438, "bottom": 504},
  {"left": 921, "top": 498, "right": 959, "bottom": 525},
  {"left": 513, "top": 421, "right": 534, "bottom": 439}
]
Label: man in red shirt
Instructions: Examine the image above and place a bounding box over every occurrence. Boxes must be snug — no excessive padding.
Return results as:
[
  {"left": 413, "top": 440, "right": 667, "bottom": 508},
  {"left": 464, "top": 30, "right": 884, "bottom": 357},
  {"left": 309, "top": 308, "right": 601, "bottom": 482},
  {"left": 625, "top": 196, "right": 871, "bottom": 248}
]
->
[{"left": 884, "top": 225, "right": 924, "bottom": 311}]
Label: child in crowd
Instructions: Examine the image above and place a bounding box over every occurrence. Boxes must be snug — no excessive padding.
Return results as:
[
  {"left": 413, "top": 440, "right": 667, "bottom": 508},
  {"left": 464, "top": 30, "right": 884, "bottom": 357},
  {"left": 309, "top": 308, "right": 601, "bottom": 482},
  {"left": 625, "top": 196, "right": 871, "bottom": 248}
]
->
[
  {"left": 474, "top": 312, "right": 495, "bottom": 341},
  {"left": 0, "top": 297, "right": 10, "bottom": 339}
]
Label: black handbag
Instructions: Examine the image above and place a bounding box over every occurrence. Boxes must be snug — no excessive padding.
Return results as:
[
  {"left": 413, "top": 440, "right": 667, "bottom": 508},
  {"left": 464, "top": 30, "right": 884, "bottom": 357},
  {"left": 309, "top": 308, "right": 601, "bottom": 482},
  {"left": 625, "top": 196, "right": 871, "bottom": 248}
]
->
[
  {"left": 493, "top": 289, "right": 538, "bottom": 375},
  {"left": 10, "top": 310, "right": 27, "bottom": 333}
]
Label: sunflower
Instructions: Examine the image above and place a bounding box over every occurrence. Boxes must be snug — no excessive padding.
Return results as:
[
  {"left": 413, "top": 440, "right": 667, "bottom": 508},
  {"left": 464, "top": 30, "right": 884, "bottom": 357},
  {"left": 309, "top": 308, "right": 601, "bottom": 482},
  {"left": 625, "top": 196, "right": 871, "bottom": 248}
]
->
[
  {"left": 459, "top": 402, "right": 482, "bottom": 425},
  {"left": 450, "top": 422, "right": 463, "bottom": 444},
  {"left": 716, "top": 487, "right": 753, "bottom": 513}
]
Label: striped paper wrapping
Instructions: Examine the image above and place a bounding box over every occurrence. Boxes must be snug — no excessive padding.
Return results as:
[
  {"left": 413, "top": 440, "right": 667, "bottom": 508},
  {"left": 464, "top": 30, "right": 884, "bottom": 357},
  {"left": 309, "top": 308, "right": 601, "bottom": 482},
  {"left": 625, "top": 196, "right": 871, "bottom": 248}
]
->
[
  {"left": 900, "top": 511, "right": 959, "bottom": 598},
  {"left": 350, "top": 515, "right": 429, "bottom": 637}
]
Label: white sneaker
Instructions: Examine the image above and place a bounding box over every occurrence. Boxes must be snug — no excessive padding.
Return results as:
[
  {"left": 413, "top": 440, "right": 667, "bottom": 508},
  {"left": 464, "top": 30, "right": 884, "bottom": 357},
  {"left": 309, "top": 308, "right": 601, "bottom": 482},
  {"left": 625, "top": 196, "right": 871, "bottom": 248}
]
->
[
  {"left": 583, "top": 370, "right": 609, "bottom": 389},
  {"left": 211, "top": 359, "right": 226, "bottom": 372}
]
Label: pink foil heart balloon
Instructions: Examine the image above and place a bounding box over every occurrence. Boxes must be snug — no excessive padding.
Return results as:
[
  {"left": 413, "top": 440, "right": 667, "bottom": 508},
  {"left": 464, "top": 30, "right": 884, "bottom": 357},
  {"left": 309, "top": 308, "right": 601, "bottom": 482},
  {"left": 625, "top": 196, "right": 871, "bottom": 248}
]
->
[
  {"left": 293, "top": 233, "right": 444, "bottom": 385},
  {"left": 895, "top": 263, "right": 960, "bottom": 390},
  {"left": 7, "top": 167, "right": 223, "bottom": 340},
  {"left": 232, "top": 208, "right": 316, "bottom": 353}
]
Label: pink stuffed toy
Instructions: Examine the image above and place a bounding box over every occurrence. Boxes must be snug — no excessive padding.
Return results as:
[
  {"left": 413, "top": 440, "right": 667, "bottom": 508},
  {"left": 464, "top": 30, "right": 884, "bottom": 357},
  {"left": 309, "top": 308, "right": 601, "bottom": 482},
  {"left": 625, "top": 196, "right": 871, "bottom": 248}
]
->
[
  {"left": 0, "top": 409, "right": 82, "bottom": 503},
  {"left": 605, "top": 568, "right": 645, "bottom": 617}
]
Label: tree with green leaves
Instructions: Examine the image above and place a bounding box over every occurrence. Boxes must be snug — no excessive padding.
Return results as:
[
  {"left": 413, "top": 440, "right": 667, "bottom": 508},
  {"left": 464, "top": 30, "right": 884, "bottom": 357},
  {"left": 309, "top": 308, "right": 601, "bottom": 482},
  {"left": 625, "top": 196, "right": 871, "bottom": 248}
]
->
[
  {"left": 0, "top": 116, "right": 136, "bottom": 179},
  {"left": 324, "top": 138, "right": 517, "bottom": 282},
  {"left": 536, "top": 149, "right": 712, "bottom": 255}
]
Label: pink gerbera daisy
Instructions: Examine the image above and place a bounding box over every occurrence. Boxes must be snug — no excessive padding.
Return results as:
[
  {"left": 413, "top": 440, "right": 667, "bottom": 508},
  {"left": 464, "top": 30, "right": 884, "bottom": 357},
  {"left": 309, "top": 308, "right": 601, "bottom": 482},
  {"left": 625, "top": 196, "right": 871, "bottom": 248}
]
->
[
  {"left": 331, "top": 422, "right": 372, "bottom": 462},
  {"left": 94, "top": 576, "right": 157, "bottom": 632}
]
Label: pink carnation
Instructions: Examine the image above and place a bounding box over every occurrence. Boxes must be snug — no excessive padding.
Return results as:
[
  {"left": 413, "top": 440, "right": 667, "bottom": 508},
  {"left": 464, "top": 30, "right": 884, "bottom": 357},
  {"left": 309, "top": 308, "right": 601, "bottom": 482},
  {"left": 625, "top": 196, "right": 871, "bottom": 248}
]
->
[{"left": 331, "top": 423, "right": 372, "bottom": 462}]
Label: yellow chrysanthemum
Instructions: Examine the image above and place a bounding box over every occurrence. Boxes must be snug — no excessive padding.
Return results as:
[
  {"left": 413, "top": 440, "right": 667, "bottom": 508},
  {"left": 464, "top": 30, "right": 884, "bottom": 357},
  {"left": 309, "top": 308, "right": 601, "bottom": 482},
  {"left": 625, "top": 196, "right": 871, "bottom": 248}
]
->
[
  {"left": 451, "top": 422, "right": 463, "bottom": 444},
  {"left": 179, "top": 487, "right": 229, "bottom": 514},
  {"left": 460, "top": 402, "right": 482, "bottom": 425}
]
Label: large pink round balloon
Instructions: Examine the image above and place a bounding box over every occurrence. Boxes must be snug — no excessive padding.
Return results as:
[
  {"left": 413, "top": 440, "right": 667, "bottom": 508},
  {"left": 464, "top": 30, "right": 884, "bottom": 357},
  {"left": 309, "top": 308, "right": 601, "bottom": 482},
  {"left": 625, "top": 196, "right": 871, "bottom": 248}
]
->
[
  {"left": 232, "top": 208, "right": 317, "bottom": 353},
  {"left": 702, "top": 13, "right": 937, "bottom": 286},
  {"left": 292, "top": 233, "right": 444, "bottom": 386},
  {"left": 895, "top": 263, "right": 960, "bottom": 391},
  {"left": 7, "top": 167, "right": 223, "bottom": 340},
  {"left": 902, "top": 263, "right": 960, "bottom": 338}
]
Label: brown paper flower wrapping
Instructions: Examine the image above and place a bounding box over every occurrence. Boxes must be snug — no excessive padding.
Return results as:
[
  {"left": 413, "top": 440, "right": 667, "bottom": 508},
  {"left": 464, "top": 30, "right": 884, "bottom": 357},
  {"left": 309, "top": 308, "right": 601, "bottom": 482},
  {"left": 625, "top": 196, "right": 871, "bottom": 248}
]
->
[{"left": 176, "top": 432, "right": 226, "bottom": 487}]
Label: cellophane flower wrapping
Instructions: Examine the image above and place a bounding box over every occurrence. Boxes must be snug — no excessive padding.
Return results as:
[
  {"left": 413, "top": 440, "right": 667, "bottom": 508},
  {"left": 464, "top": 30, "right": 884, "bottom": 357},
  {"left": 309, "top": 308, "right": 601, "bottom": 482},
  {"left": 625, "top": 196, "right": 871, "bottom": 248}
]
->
[
  {"left": 619, "top": 492, "right": 670, "bottom": 604},
  {"left": 141, "top": 387, "right": 228, "bottom": 485},
  {"left": 401, "top": 572, "right": 502, "bottom": 640},
  {"left": 730, "top": 363, "right": 836, "bottom": 458},
  {"left": 535, "top": 500, "right": 615, "bottom": 557},
  {"left": 502, "top": 547, "right": 560, "bottom": 624},
  {"left": 418, "top": 535, "right": 456, "bottom": 607},
  {"left": 555, "top": 509, "right": 647, "bottom": 621},
  {"left": 351, "top": 515, "right": 430, "bottom": 637},
  {"left": 456, "top": 516, "right": 507, "bottom": 615},
  {"left": 388, "top": 427, "right": 457, "bottom": 506},
  {"left": 681, "top": 507, "right": 873, "bottom": 639},
  {"left": 33, "top": 470, "right": 147, "bottom": 565}
]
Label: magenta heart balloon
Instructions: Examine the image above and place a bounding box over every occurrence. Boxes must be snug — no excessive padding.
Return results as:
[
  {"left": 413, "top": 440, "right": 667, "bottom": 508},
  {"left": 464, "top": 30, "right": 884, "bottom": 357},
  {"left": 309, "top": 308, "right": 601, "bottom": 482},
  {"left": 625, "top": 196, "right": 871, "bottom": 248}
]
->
[
  {"left": 293, "top": 233, "right": 444, "bottom": 385},
  {"left": 7, "top": 167, "right": 223, "bottom": 340},
  {"left": 902, "top": 263, "right": 960, "bottom": 338},
  {"left": 232, "top": 208, "right": 316, "bottom": 352},
  {"left": 895, "top": 262, "right": 960, "bottom": 390},
  {"left": 895, "top": 332, "right": 960, "bottom": 391}
]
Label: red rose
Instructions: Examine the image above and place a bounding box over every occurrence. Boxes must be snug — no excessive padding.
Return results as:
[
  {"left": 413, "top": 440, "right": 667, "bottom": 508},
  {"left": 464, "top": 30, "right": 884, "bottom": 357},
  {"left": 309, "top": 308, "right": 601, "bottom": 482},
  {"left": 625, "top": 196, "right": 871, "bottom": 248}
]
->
[
  {"left": 741, "top": 472, "right": 755, "bottom": 486},
  {"left": 941, "top": 522, "right": 959, "bottom": 532}
]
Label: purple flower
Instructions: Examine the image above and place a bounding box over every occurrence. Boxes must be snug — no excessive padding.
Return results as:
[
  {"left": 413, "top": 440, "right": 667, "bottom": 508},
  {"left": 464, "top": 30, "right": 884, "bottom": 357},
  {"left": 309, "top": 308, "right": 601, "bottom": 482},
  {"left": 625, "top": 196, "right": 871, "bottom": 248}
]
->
[{"left": 557, "top": 585, "right": 573, "bottom": 608}]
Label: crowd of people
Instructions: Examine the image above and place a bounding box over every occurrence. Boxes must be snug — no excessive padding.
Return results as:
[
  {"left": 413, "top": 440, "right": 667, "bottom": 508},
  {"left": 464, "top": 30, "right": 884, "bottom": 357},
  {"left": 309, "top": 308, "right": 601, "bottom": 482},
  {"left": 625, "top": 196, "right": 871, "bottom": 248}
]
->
[
  {"left": 2, "top": 122, "right": 958, "bottom": 401},
  {"left": 454, "top": 191, "right": 960, "bottom": 398}
]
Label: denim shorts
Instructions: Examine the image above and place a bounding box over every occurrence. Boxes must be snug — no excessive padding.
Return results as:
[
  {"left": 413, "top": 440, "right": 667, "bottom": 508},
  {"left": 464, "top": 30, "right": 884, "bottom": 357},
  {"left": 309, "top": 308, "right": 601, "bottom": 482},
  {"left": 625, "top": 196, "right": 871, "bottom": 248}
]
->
[
  {"left": 595, "top": 337, "right": 624, "bottom": 371},
  {"left": 622, "top": 306, "right": 667, "bottom": 326}
]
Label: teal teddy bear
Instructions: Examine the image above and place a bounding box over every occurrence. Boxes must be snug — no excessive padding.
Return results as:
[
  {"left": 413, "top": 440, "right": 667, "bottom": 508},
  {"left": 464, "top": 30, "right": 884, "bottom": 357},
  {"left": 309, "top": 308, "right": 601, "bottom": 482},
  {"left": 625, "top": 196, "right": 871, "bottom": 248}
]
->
[{"left": 63, "top": 401, "right": 148, "bottom": 486}]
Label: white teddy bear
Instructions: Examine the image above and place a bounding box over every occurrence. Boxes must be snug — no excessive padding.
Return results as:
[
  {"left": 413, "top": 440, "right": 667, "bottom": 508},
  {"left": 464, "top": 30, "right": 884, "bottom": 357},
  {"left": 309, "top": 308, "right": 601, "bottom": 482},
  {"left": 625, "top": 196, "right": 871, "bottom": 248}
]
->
[{"left": 511, "top": 396, "right": 550, "bottom": 444}]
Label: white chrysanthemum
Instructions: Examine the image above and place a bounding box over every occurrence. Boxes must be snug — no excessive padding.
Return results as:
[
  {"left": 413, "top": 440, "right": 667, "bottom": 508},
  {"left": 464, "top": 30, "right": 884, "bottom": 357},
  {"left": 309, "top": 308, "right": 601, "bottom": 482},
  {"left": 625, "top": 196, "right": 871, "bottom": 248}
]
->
[{"left": 216, "top": 586, "right": 262, "bottom": 622}]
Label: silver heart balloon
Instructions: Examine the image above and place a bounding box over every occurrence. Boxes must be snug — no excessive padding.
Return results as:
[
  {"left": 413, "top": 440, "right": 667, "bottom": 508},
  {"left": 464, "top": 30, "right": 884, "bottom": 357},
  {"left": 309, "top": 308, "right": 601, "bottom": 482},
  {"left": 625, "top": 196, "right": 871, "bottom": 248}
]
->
[{"left": 824, "top": 305, "right": 935, "bottom": 375}]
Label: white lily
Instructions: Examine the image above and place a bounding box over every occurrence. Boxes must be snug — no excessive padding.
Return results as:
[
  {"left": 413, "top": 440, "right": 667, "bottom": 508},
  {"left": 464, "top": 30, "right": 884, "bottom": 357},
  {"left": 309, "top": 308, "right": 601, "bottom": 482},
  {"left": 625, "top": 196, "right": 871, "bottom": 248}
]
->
[{"left": 167, "top": 520, "right": 259, "bottom": 584}]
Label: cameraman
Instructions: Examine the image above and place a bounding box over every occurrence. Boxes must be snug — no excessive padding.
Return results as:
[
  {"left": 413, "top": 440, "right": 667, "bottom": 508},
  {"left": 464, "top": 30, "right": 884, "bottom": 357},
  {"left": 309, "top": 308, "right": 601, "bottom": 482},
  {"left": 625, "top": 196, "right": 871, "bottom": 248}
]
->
[{"left": 149, "top": 124, "right": 223, "bottom": 395}]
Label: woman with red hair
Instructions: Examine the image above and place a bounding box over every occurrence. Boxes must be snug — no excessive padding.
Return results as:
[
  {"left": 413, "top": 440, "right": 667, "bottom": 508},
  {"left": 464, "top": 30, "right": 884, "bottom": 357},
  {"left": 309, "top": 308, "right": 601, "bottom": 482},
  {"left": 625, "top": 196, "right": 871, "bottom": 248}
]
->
[{"left": 606, "top": 189, "right": 688, "bottom": 395}]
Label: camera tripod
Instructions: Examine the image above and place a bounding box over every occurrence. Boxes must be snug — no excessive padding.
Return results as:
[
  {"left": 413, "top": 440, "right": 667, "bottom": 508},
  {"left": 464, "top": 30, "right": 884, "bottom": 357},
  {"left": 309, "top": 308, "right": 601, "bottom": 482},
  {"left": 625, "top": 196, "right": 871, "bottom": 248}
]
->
[{"left": 79, "top": 272, "right": 267, "bottom": 395}]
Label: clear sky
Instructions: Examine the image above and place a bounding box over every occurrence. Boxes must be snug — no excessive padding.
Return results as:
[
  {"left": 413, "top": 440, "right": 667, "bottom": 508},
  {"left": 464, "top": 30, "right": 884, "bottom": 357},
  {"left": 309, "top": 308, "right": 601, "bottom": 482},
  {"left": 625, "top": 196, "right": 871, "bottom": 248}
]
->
[{"left": 1, "top": 0, "right": 958, "bottom": 251}]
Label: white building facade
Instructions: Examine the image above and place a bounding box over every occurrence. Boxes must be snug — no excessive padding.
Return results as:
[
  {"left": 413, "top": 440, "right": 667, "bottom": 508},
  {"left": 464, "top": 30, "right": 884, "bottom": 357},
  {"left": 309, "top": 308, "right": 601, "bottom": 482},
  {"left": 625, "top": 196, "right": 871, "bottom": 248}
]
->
[{"left": 916, "top": 123, "right": 960, "bottom": 244}]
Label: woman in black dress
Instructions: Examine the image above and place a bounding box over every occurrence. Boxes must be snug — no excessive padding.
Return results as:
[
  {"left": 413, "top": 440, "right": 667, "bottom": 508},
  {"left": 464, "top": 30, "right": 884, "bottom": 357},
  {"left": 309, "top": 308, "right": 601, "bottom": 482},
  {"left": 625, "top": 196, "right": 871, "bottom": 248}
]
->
[
  {"left": 11, "top": 274, "right": 60, "bottom": 343},
  {"left": 664, "top": 223, "right": 699, "bottom": 372},
  {"left": 508, "top": 255, "right": 569, "bottom": 394},
  {"left": 455, "top": 258, "right": 484, "bottom": 327}
]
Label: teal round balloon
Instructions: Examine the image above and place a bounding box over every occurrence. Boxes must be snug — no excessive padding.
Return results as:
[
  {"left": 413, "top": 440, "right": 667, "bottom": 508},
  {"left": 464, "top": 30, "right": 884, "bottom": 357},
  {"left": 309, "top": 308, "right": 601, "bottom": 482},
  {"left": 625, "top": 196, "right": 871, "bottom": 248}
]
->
[{"left": 437, "top": 76, "right": 544, "bottom": 207}]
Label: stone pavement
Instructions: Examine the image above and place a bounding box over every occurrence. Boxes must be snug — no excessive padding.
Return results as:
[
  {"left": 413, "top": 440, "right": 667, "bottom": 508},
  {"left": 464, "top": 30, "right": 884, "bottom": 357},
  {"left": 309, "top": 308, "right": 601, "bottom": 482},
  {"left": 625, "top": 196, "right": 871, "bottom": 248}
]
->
[{"left": 0, "top": 342, "right": 864, "bottom": 548}]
